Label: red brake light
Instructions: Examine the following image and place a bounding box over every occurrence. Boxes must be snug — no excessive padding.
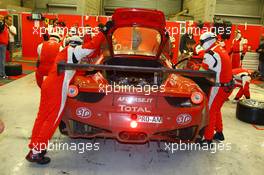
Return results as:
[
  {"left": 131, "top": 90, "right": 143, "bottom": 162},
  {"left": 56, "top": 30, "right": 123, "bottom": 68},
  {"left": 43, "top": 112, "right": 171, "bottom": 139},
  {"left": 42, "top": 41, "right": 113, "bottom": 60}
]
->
[
  {"left": 191, "top": 91, "right": 204, "bottom": 104},
  {"left": 131, "top": 114, "right": 137, "bottom": 120}
]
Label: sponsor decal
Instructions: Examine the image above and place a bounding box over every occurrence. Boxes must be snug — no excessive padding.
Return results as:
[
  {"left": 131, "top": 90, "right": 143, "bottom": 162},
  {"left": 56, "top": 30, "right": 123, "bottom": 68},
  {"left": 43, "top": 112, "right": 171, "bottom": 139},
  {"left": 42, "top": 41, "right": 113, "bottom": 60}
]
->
[
  {"left": 137, "top": 115, "right": 162, "bottom": 124},
  {"left": 119, "top": 105, "right": 151, "bottom": 113},
  {"left": 76, "top": 107, "right": 92, "bottom": 118},
  {"left": 117, "top": 96, "right": 153, "bottom": 104},
  {"left": 176, "top": 114, "right": 192, "bottom": 125}
]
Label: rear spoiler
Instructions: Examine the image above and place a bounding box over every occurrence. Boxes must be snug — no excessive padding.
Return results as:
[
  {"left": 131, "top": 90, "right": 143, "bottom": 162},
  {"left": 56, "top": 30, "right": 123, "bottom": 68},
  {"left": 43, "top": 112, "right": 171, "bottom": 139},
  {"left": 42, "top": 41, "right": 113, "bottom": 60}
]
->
[{"left": 57, "top": 61, "right": 216, "bottom": 82}]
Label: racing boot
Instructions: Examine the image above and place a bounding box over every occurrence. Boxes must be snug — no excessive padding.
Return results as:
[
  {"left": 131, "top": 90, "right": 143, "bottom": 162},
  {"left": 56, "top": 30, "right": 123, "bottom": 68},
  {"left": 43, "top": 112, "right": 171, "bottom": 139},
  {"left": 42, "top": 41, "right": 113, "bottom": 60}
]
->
[
  {"left": 213, "top": 132, "right": 225, "bottom": 141},
  {"left": 25, "top": 150, "right": 50, "bottom": 164},
  {"left": 39, "top": 149, "right": 47, "bottom": 157}
]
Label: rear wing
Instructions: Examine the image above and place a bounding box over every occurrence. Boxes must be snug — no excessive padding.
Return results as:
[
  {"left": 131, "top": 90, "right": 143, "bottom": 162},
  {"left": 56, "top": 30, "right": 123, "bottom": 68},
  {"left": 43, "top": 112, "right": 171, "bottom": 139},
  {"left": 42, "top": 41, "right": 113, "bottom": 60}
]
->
[{"left": 57, "top": 62, "right": 216, "bottom": 84}]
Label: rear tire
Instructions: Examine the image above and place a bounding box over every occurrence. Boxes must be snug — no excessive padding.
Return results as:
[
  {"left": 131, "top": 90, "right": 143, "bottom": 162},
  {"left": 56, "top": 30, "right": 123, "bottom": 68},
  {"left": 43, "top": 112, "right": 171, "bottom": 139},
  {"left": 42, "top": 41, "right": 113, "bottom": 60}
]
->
[
  {"left": 236, "top": 99, "right": 264, "bottom": 125},
  {"left": 59, "top": 121, "right": 69, "bottom": 135}
]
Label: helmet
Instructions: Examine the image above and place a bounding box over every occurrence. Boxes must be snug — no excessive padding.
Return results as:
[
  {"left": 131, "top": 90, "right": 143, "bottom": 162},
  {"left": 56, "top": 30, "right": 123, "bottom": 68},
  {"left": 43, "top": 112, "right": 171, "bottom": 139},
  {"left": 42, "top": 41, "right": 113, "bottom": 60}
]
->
[
  {"left": 200, "top": 32, "right": 217, "bottom": 50},
  {"left": 69, "top": 35, "right": 83, "bottom": 47},
  {"left": 49, "top": 32, "right": 61, "bottom": 42}
]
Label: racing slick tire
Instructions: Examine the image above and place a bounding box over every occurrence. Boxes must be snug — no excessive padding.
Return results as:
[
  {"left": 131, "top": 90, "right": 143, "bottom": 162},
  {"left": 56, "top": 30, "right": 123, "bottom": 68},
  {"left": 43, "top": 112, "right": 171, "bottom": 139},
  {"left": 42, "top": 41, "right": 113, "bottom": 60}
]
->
[
  {"left": 5, "top": 62, "right": 22, "bottom": 76},
  {"left": 236, "top": 99, "right": 264, "bottom": 125}
]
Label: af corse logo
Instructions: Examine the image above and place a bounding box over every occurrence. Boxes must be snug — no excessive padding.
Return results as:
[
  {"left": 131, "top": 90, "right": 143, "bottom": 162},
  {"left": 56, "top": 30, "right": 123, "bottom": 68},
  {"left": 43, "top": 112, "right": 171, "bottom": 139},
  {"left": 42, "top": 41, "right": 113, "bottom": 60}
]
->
[
  {"left": 176, "top": 114, "right": 192, "bottom": 125},
  {"left": 76, "top": 107, "right": 91, "bottom": 118}
]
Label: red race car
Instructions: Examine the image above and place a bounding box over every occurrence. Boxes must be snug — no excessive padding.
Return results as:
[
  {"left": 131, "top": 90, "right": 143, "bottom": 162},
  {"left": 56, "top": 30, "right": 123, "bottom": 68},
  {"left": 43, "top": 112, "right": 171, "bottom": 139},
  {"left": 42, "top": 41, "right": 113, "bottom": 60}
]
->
[{"left": 58, "top": 8, "right": 215, "bottom": 144}]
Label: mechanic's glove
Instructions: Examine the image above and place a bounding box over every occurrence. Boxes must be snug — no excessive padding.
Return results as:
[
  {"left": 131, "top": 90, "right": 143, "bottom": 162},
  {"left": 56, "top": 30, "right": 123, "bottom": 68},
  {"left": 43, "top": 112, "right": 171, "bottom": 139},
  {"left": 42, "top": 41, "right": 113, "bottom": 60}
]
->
[
  {"left": 240, "top": 53, "right": 245, "bottom": 60},
  {"left": 98, "top": 21, "right": 114, "bottom": 35}
]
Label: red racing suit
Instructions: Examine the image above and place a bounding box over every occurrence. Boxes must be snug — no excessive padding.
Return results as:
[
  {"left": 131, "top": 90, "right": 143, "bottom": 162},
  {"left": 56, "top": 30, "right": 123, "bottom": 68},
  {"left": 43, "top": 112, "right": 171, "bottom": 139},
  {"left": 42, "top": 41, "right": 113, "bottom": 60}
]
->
[
  {"left": 232, "top": 68, "right": 251, "bottom": 100},
  {"left": 201, "top": 44, "right": 233, "bottom": 140},
  {"left": 230, "top": 38, "right": 248, "bottom": 68},
  {"left": 29, "top": 32, "right": 105, "bottom": 151},
  {"left": 36, "top": 39, "right": 62, "bottom": 87}
]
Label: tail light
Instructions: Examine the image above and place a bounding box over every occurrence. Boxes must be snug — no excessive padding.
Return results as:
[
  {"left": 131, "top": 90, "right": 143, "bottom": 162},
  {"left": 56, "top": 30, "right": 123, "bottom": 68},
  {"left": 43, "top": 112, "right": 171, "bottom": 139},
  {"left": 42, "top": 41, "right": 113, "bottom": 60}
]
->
[
  {"left": 130, "top": 114, "right": 138, "bottom": 128},
  {"left": 130, "top": 121, "right": 138, "bottom": 128},
  {"left": 191, "top": 91, "right": 203, "bottom": 104},
  {"left": 68, "top": 85, "right": 79, "bottom": 97}
]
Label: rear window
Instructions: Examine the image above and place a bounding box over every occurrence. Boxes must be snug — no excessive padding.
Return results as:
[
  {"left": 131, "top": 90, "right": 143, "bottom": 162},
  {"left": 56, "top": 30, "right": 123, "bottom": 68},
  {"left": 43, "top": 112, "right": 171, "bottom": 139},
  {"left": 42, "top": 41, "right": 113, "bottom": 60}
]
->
[{"left": 112, "top": 27, "right": 161, "bottom": 56}]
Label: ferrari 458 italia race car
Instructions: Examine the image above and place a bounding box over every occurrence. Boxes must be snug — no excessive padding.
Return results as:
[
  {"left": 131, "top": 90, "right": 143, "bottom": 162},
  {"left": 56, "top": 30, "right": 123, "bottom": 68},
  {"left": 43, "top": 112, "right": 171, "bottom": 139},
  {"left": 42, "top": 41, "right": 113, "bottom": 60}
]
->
[{"left": 58, "top": 8, "right": 215, "bottom": 143}]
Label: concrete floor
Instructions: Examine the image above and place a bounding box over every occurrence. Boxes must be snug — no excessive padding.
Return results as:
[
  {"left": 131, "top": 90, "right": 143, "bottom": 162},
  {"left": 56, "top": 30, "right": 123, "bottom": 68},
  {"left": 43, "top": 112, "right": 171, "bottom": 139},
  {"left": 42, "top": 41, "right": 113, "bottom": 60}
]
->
[{"left": 0, "top": 73, "right": 263, "bottom": 175}]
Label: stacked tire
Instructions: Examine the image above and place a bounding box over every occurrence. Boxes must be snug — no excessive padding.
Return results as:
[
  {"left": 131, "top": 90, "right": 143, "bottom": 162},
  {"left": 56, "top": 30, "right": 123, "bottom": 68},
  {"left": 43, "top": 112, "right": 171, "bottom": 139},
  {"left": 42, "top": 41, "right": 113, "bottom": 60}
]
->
[
  {"left": 236, "top": 99, "right": 264, "bottom": 125},
  {"left": 5, "top": 62, "right": 22, "bottom": 76}
]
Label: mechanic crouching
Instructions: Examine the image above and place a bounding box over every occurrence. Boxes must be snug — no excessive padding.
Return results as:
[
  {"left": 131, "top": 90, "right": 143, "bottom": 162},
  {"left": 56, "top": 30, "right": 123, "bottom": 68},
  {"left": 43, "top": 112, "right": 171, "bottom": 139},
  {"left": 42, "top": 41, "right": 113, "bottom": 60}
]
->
[
  {"left": 199, "top": 32, "right": 233, "bottom": 146},
  {"left": 26, "top": 22, "right": 113, "bottom": 164},
  {"left": 232, "top": 68, "right": 251, "bottom": 102}
]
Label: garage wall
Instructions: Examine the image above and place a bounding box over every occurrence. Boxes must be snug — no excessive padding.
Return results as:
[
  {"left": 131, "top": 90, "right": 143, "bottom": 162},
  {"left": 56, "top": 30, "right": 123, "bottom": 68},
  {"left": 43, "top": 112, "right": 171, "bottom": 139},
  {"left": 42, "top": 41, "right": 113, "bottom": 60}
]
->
[
  {"left": 0, "top": 0, "right": 21, "bottom": 8},
  {"left": 103, "top": 0, "right": 182, "bottom": 16},
  {"left": 35, "top": 0, "right": 78, "bottom": 14},
  {"left": 215, "top": 0, "right": 263, "bottom": 24},
  {"left": 183, "top": 0, "right": 216, "bottom": 22},
  {"left": 79, "top": 0, "right": 102, "bottom": 15},
  {"left": 34, "top": 0, "right": 102, "bottom": 15},
  {"left": 0, "top": 0, "right": 33, "bottom": 12}
]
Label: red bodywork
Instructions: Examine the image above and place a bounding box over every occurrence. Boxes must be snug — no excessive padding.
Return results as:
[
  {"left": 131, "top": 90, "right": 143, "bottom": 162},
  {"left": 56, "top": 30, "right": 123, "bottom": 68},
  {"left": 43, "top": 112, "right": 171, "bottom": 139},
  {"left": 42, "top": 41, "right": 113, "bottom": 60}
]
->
[{"left": 60, "top": 8, "right": 210, "bottom": 143}]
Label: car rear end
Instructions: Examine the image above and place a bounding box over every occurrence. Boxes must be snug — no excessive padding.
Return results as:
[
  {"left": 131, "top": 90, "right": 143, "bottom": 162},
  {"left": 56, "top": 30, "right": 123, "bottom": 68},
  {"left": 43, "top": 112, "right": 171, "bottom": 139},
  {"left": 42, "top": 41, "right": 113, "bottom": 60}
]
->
[{"left": 60, "top": 73, "right": 208, "bottom": 143}]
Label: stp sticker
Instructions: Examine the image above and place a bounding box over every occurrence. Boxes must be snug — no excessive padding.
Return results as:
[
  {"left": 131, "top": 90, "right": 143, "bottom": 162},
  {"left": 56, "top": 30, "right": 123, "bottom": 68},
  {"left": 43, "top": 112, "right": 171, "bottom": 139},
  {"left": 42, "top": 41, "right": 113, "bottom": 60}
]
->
[
  {"left": 176, "top": 114, "right": 192, "bottom": 125},
  {"left": 76, "top": 107, "right": 92, "bottom": 118}
]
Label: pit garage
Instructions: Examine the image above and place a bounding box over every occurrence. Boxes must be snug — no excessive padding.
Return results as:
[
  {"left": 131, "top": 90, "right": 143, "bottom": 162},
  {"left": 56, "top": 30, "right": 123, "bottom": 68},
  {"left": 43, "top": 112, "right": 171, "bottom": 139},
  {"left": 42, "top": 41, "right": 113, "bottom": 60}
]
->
[{"left": 0, "top": 1, "right": 263, "bottom": 175}]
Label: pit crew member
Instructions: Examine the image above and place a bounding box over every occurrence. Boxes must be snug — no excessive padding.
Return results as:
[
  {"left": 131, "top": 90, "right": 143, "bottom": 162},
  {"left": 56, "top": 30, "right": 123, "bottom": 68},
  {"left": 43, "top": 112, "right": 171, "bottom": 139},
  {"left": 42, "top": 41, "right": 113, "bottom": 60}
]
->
[
  {"left": 199, "top": 32, "right": 233, "bottom": 145},
  {"left": 229, "top": 30, "right": 248, "bottom": 68},
  {"left": 26, "top": 22, "right": 112, "bottom": 164},
  {"left": 36, "top": 33, "right": 63, "bottom": 87},
  {"left": 232, "top": 68, "right": 251, "bottom": 101}
]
